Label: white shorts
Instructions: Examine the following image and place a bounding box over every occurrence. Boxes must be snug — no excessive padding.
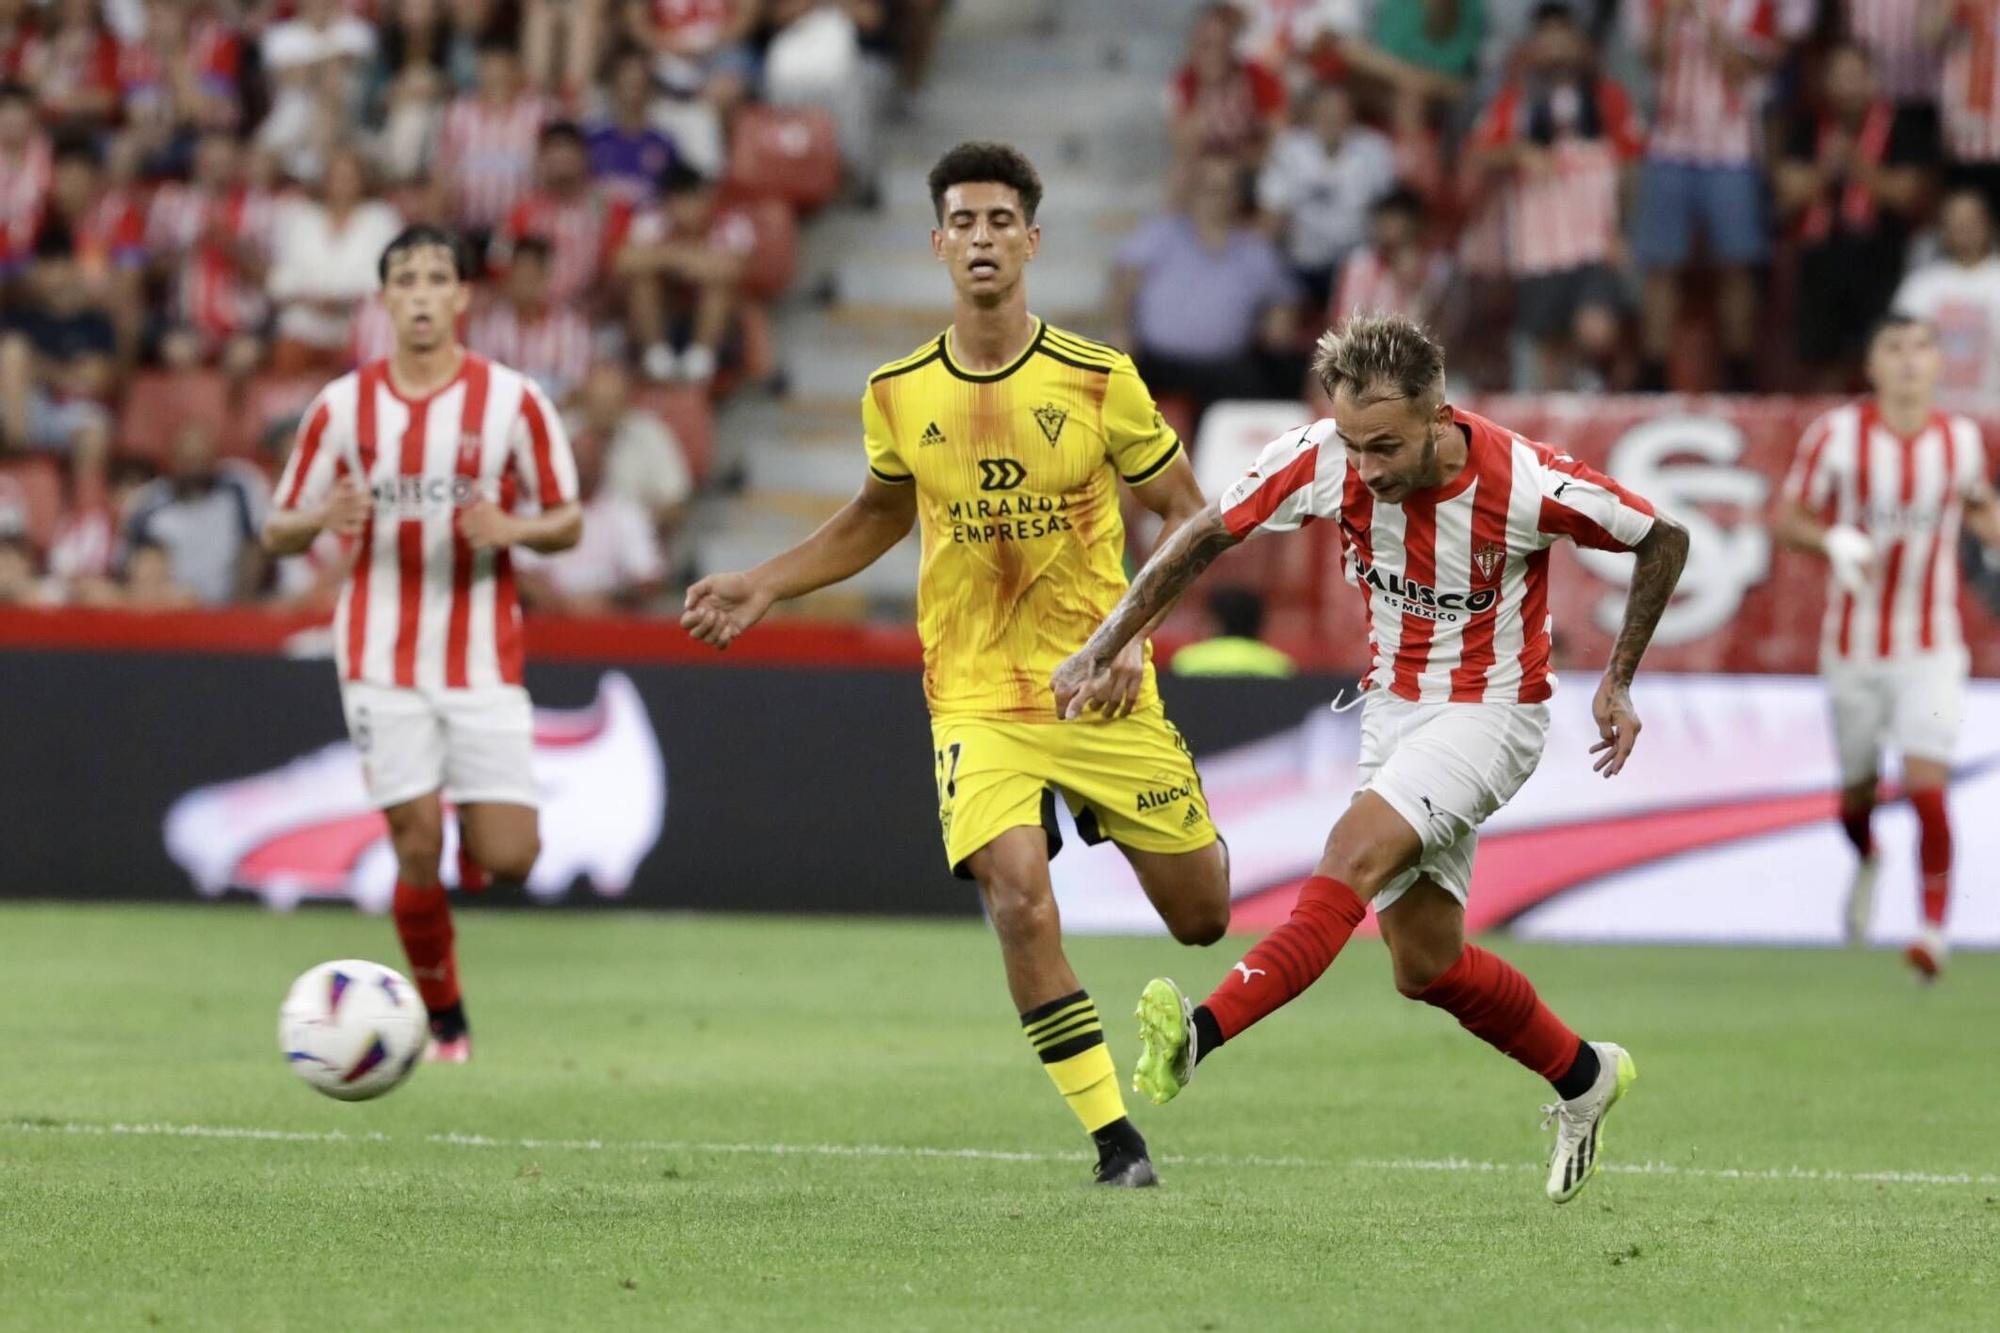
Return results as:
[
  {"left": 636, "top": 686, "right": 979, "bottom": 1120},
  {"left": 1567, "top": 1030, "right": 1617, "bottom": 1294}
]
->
[
  {"left": 1355, "top": 694, "right": 1550, "bottom": 913},
  {"left": 1823, "top": 649, "right": 1968, "bottom": 786},
  {"left": 339, "top": 682, "right": 539, "bottom": 810}
]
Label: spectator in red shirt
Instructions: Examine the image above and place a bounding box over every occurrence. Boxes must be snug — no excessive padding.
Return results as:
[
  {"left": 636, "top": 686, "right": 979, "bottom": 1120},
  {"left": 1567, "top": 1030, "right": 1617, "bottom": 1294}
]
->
[
  {"left": 146, "top": 129, "right": 276, "bottom": 378},
  {"left": 622, "top": 0, "right": 761, "bottom": 118},
  {"left": 1328, "top": 187, "right": 1455, "bottom": 334},
  {"left": 440, "top": 35, "right": 549, "bottom": 239},
  {"left": 21, "top": 0, "right": 121, "bottom": 134},
  {"left": 469, "top": 235, "right": 597, "bottom": 402},
  {"left": 494, "top": 121, "right": 635, "bottom": 310},
  {"left": 40, "top": 137, "right": 146, "bottom": 366},
  {"left": 0, "top": 82, "right": 50, "bottom": 273},
  {"left": 617, "top": 160, "right": 753, "bottom": 386},
  {"left": 0, "top": 0, "right": 36, "bottom": 82},
  {"left": 1171, "top": 4, "right": 1287, "bottom": 185}
]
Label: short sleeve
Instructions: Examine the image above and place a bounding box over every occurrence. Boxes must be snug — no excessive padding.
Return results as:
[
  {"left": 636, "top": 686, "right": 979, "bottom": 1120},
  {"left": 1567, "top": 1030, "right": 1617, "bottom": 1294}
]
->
[
  {"left": 511, "top": 379, "right": 580, "bottom": 510},
  {"left": 272, "top": 392, "right": 342, "bottom": 512},
  {"left": 1780, "top": 413, "right": 1841, "bottom": 513},
  {"left": 861, "top": 380, "right": 910, "bottom": 484},
  {"left": 1533, "top": 448, "right": 1657, "bottom": 552},
  {"left": 1104, "top": 355, "right": 1182, "bottom": 485},
  {"left": 1220, "top": 424, "right": 1335, "bottom": 540}
]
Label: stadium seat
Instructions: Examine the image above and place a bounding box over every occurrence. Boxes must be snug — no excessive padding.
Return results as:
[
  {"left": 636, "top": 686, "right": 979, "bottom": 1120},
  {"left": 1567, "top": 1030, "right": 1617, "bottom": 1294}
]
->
[
  {"left": 0, "top": 455, "right": 63, "bottom": 551},
  {"left": 726, "top": 106, "right": 841, "bottom": 212},
  {"left": 736, "top": 198, "right": 800, "bottom": 303},
  {"left": 631, "top": 383, "right": 715, "bottom": 485},
  {"left": 116, "top": 370, "right": 231, "bottom": 465}
]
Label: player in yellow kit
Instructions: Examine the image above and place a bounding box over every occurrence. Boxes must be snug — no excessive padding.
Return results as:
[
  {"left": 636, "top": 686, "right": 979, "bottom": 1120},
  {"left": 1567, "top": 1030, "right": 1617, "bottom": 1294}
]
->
[{"left": 682, "top": 142, "right": 1229, "bottom": 1186}]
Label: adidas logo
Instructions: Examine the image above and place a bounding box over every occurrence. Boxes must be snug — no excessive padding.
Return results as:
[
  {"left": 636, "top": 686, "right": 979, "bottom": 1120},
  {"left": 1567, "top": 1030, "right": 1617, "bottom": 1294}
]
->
[
  {"left": 920, "top": 421, "right": 947, "bottom": 448},
  {"left": 1181, "top": 804, "right": 1202, "bottom": 830}
]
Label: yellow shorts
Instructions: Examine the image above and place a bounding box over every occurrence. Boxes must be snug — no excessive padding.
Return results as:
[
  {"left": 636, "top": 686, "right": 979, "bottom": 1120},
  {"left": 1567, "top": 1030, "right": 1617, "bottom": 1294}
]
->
[{"left": 930, "top": 702, "right": 1219, "bottom": 879}]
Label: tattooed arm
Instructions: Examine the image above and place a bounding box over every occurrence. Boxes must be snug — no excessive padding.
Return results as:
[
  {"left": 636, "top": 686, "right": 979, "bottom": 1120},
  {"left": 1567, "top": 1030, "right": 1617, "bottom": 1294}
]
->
[
  {"left": 1589, "top": 515, "right": 1690, "bottom": 777},
  {"left": 1051, "top": 500, "right": 1241, "bottom": 719}
]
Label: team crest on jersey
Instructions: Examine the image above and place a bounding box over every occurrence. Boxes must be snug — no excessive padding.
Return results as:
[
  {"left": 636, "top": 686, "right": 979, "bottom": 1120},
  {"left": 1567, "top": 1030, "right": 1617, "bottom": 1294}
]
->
[
  {"left": 1473, "top": 542, "right": 1505, "bottom": 583},
  {"left": 1032, "top": 404, "right": 1068, "bottom": 445}
]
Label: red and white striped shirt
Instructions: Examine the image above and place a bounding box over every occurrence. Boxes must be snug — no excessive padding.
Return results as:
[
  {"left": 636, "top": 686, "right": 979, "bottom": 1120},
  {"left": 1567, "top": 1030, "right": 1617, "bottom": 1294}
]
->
[
  {"left": 1220, "top": 409, "right": 1658, "bottom": 704},
  {"left": 467, "top": 298, "right": 595, "bottom": 402},
  {"left": 146, "top": 184, "right": 278, "bottom": 341},
  {"left": 1329, "top": 245, "right": 1453, "bottom": 327},
  {"left": 1630, "top": 0, "right": 1807, "bottom": 165},
  {"left": 1471, "top": 76, "right": 1645, "bottom": 275},
  {"left": 440, "top": 94, "right": 548, "bottom": 231},
  {"left": 496, "top": 189, "right": 634, "bottom": 305},
  {"left": 1846, "top": 0, "right": 1942, "bottom": 103},
  {"left": 1782, "top": 401, "right": 1989, "bottom": 663},
  {"left": 273, "top": 354, "right": 580, "bottom": 691},
  {"left": 0, "top": 134, "right": 50, "bottom": 267},
  {"left": 1941, "top": 1, "right": 2000, "bottom": 163}
]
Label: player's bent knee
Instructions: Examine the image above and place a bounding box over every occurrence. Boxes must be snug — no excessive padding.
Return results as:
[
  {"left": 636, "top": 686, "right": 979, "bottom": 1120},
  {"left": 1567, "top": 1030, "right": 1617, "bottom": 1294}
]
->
[
  {"left": 984, "top": 884, "right": 1060, "bottom": 950},
  {"left": 1392, "top": 953, "right": 1456, "bottom": 999}
]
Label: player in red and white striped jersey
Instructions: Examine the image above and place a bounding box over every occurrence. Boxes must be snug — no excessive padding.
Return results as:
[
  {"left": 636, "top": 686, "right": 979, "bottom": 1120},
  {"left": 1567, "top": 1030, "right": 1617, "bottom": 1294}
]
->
[
  {"left": 263, "top": 224, "right": 582, "bottom": 1062},
  {"left": 1773, "top": 314, "right": 2000, "bottom": 978},
  {"left": 1055, "top": 315, "right": 1689, "bottom": 1203}
]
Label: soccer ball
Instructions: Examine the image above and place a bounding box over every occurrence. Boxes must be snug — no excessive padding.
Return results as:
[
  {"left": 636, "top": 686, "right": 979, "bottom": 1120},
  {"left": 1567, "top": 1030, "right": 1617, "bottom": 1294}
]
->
[{"left": 279, "top": 960, "right": 428, "bottom": 1101}]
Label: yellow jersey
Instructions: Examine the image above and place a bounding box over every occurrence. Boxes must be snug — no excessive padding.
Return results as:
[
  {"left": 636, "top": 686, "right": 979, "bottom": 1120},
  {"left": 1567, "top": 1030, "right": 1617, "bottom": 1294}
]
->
[{"left": 863, "top": 318, "right": 1184, "bottom": 722}]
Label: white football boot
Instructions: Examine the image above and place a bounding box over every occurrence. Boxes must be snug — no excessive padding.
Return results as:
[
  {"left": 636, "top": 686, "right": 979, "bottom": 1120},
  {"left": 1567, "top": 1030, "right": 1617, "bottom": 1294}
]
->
[
  {"left": 1844, "top": 855, "right": 1879, "bottom": 946},
  {"left": 1543, "top": 1041, "right": 1637, "bottom": 1204}
]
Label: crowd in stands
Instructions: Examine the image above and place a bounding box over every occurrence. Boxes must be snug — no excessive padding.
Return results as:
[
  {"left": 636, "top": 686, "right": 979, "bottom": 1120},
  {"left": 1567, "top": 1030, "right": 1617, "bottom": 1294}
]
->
[
  {"left": 0, "top": 0, "right": 940, "bottom": 610},
  {"left": 1119, "top": 0, "right": 2000, "bottom": 427}
]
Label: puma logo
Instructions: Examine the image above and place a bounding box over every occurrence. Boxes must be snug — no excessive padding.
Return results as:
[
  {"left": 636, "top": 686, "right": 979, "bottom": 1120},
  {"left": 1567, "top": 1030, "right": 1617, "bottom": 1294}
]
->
[
  {"left": 1553, "top": 479, "right": 1573, "bottom": 501},
  {"left": 1232, "top": 962, "right": 1266, "bottom": 984}
]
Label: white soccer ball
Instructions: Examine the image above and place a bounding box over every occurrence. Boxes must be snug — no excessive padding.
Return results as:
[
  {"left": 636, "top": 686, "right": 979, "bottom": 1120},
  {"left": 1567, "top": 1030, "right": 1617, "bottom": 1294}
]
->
[{"left": 278, "top": 960, "right": 428, "bottom": 1101}]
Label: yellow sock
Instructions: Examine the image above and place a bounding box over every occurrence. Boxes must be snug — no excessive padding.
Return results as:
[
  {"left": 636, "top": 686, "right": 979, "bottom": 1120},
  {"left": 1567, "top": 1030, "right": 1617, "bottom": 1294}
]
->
[{"left": 1021, "top": 990, "right": 1128, "bottom": 1134}]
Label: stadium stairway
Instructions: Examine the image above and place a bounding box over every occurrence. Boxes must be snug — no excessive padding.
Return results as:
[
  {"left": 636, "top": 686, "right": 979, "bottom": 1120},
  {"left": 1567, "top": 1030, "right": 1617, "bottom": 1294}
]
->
[{"left": 693, "top": 0, "right": 1203, "bottom": 613}]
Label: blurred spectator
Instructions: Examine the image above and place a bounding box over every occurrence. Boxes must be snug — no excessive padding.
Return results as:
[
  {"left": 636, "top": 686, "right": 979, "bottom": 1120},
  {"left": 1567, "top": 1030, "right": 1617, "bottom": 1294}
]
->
[
  {"left": 588, "top": 48, "right": 682, "bottom": 204},
  {"left": 0, "top": 0, "right": 33, "bottom": 79},
  {"left": 0, "top": 223, "right": 116, "bottom": 462},
  {"left": 267, "top": 148, "right": 405, "bottom": 375},
  {"left": 1330, "top": 187, "right": 1454, "bottom": 330},
  {"left": 1936, "top": 0, "right": 2000, "bottom": 218},
  {"left": 1775, "top": 42, "right": 1932, "bottom": 387},
  {"left": 0, "top": 82, "right": 50, "bottom": 272},
  {"left": 146, "top": 129, "right": 275, "bottom": 377},
  {"left": 495, "top": 121, "right": 635, "bottom": 307},
  {"left": 763, "top": 0, "right": 892, "bottom": 188},
  {"left": 257, "top": 0, "right": 377, "bottom": 182},
  {"left": 1893, "top": 187, "right": 2000, "bottom": 403},
  {"left": 372, "top": 61, "right": 448, "bottom": 184},
  {"left": 521, "top": 0, "right": 607, "bottom": 100},
  {"left": 1256, "top": 81, "right": 1398, "bottom": 305},
  {"left": 77, "top": 536, "right": 201, "bottom": 610},
  {"left": 1113, "top": 153, "right": 1301, "bottom": 423},
  {"left": 21, "top": 0, "right": 121, "bottom": 134},
  {"left": 1170, "top": 4, "right": 1287, "bottom": 182},
  {"left": 516, "top": 426, "right": 668, "bottom": 613},
  {"left": 469, "top": 236, "right": 595, "bottom": 402},
  {"left": 1629, "top": 0, "right": 1809, "bottom": 391},
  {"left": 569, "top": 361, "right": 693, "bottom": 531},
  {"left": 1468, "top": 2, "right": 1643, "bottom": 389},
  {"left": 617, "top": 161, "right": 754, "bottom": 385},
  {"left": 124, "top": 420, "right": 264, "bottom": 606},
  {"left": 1341, "top": 0, "right": 1486, "bottom": 115},
  {"left": 440, "top": 35, "right": 548, "bottom": 239},
  {"left": 118, "top": 0, "right": 247, "bottom": 170},
  {"left": 1847, "top": 0, "right": 1944, "bottom": 109},
  {"left": 622, "top": 0, "right": 761, "bottom": 117},
  {"left": 41, "top": 136, "right": 146, "bottom": 364},
  {"left": 0, "top": 530, "right": 44, "bottom": 605},
  {"left": 1170, "top": 586, "right": 1296, "bottom": 677}
]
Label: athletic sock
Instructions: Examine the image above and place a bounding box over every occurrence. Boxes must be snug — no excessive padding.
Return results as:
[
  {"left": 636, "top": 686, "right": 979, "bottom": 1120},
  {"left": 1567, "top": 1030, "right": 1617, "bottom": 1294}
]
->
[
  {"left": 1909, "top": 787, "right": 1952, "bottom": 927},
  {"left": 1552, "top": 1038, "right": 1600, "bottom": 1100},
  {"left": 391, "top": 879, "right": 461, "bottom": 1013},
  {"left": 427, "top": 1000, "right": 469, "bottom": 1041},
  {"left": 456, "top": 836, "right": 490, "bottom": 893},
  {"left": 1415, "top": 945, "right": 1582, "bottom": 1085},
  {"left": 1090, "top": 1115, "right": 1147, "bottom": 1166},
  {"left": 1191, "top": 1004, "right": 1224, "bottom": 1066},
  {"left": 1200, "top": 875, "right": 1366, "bottom": 1041},
  {"left": 1839, "top": 807, "right": 1875, "bottom": 860},
  {"left": 1021, "top": 990, "right": 1129, "bottom": 1139}
]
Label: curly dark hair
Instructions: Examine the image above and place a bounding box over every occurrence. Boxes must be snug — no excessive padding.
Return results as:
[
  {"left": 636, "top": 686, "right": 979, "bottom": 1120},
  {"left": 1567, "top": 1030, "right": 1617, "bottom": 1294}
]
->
[{"left": 926, "top": 142, "right": 1043, "bottom": 224}]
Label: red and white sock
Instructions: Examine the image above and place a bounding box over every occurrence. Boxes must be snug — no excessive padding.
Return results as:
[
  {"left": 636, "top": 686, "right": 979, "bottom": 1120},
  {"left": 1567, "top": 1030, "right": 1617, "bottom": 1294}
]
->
[
  {"left": 1909, "top": 787, "right": 1951, "bottom": 928},
  {"left": 1200, "top": 875, "right": 1367, "bottom": 1040},
  {"left": 1416, "top": 945, "right": 1582, "bottom": 1083},
  {"left": 392, "top": 879, "right": 461, "bottom": 1013}
]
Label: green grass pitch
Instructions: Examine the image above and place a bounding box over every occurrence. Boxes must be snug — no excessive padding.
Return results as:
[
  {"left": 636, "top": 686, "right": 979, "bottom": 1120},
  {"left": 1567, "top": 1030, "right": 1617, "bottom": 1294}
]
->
[{"left": 4, "top": 903, "right": 1996, "bottom": 1331}]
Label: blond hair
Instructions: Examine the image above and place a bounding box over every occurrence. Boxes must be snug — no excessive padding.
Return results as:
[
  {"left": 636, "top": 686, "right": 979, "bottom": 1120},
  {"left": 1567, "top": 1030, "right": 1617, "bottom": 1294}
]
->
[{"left": 1311, "top": 314, "right": 1446, "bottom": 410}]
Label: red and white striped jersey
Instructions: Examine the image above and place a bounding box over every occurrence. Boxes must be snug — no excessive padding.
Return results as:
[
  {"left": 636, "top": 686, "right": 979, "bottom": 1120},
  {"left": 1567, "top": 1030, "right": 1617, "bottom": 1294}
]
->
[
  {"left": 1941, "top": 1, "right": 2000, "bottom": 163},
  {"left": 1329, "top": 245, "right": 1453, "bottom": 327},
  {"left": 467, "top": 297, "right": 595, "bottom": 402},
  {"left": 1629, "top": 0, "right": 1808, "bottom": 165},
  {"left": 273, "top": 354, "right": 580, "bottom": 691},
  {"left": 440, "top": 93, "right": 548, "bottom": 231},
  {"left": 1846, "top": 0, "right": 1942, "bottom": 103},
  {"left": 1782, "top": 401, "right": 1990, "bottom": 663},
  {"left": 1470, "top": 76, "right": 1645, "bottom": 275},
  {"left": 145, "top": 184, "right": 277, "bottom": 341},
  {"left": 496, "top": 189, "right": 634, "bottom": 305},
  {"left": 1221, "top": 409, "right": 1658, "bottom": 704}
]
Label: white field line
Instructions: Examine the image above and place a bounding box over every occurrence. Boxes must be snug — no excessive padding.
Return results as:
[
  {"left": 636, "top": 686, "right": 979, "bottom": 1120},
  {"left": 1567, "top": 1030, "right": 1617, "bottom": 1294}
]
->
[{"left": 8, "top": 1120, "right": 2000, "bottom": 1189}]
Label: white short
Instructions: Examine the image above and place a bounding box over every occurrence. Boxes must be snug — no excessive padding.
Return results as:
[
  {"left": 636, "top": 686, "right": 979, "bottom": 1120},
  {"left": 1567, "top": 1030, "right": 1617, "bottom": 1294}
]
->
[
  {"left": 339, "top": 682, "right": 539, "bottom": 810},
  {"left": 1355, "top": 694, "right": 1550, "bottom": 913},
  {"left": 1823, "top": 649, "right": 1968, "bottom": 786}
]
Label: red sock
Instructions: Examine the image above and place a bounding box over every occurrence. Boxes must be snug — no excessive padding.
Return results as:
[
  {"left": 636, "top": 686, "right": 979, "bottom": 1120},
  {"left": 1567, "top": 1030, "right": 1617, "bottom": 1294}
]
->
[
  {"left": 1909, "top": 787, "right": 1951, "bottom": 927},
  {"left": 456, "top": 842, "right": 490, "bottom": 893},
  {"left": 1416, "top": 945, "right": 1580, "bottom": 1083},
  {"left": 1201, "top": 875, "right": 1366, "bottom": 1040},
  {"left": 392, "top": 879, "right": 460, "bottom": 1012},
  {"left": 1839, "top": 807, "right": 1874, "bottom": 859}
]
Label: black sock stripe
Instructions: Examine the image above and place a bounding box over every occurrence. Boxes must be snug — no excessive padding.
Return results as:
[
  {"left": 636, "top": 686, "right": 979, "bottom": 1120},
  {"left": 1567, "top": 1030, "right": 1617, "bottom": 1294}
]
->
[
  {"left": 1023, "top": 1003, "right": 1096, "bottom": 1040},
  {"left": 1030, "top": 1015, "right": 1102, "bottom": 1049},
  {"left": 1036, "top": 1029, "right": 1107, "bottom": 1064},
  {"left": 1019, "top": 989, "right": 1090, "bottom": 1027}
]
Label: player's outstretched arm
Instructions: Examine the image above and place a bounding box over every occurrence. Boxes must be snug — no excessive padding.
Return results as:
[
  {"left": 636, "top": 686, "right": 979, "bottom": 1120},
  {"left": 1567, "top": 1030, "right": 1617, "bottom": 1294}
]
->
[
  {"left": 1051, "top": 499, "right": 1240, "bottom": 719},
  {"left": 1591, "top": 515, "right": 1690, "bottom": 777},
  {"left": 263, "top": 478, "right": 368, "bottom": 556},
  {"left": 681, "top": 474, "right": 917, "bottom": 650}
]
